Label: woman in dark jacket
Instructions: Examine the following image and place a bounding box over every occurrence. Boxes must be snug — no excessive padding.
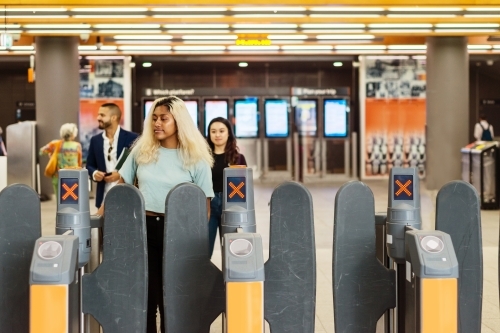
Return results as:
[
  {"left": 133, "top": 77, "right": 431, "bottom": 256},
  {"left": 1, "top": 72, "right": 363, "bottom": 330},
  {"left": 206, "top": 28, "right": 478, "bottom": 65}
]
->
[{"left": 206, "top": 117, "right": 247, "bottom": 257}]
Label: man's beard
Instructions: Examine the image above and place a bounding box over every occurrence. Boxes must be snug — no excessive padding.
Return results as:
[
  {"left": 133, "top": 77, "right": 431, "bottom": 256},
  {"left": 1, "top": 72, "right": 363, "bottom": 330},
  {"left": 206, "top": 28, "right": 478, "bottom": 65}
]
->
[{"left": 98, "top": 121, "right": 111, "bottom": 130}]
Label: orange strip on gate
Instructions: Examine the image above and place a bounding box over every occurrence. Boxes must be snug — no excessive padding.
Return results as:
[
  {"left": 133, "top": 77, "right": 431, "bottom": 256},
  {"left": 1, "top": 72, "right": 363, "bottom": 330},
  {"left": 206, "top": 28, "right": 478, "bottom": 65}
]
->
[{"left": 229, "top": 182, "right": 244, "bottom": 199}]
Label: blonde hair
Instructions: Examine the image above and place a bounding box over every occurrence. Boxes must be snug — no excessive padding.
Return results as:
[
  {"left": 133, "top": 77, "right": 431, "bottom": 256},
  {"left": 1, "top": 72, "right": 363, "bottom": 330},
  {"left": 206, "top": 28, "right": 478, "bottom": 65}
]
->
[
  {"left": 133, "top": 96, "right": 214, "bottom": 168},
  {"left": 60, "top": 123, "right": 78, "bottom": 141}
]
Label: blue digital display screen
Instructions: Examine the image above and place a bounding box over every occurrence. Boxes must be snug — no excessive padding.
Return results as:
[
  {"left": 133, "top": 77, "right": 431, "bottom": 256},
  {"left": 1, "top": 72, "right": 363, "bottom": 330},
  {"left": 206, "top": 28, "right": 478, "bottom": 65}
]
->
[
  {"left": 205, "top": 100, "right": 229, "bottom": 135},
  {"left": 394, "top": 175, "right": 413, "bottom": 201},
  {"left": 234, "top": 98, "right": 259, "bottom": 138},
  {"left": 324, "top": 99, "right": 348, "bottom": 138},
  {"left": 226, "top": 177, "right": 246, "bottom": 203},
  {"left": 295, "top": 100, "right": 317, "bottom": 136},
  {"left": 265, "top": 99, "right": 289, "bottom": 138},
  {"left": 60, "top": 178, "right": 79, "bottom": 205}
]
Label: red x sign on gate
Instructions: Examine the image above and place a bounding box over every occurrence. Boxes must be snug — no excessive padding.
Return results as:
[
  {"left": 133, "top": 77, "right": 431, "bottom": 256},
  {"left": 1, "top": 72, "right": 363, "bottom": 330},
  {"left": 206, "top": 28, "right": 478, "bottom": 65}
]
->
[
  {"left": 395, "top": 179, "right": 412, "bottom": 197},
  {"left": 229, "top": 182, "right": 245, "bottom": 199},
  {"left": 62, "top": 183, "right": 78, "bottom": 200}
]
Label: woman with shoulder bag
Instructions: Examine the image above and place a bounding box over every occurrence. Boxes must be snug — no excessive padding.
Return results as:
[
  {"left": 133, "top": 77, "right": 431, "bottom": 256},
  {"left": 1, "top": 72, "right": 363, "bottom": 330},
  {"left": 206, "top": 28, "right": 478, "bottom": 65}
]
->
[{"left": 40, "top": 123, "right": 82, "bottom": 196}]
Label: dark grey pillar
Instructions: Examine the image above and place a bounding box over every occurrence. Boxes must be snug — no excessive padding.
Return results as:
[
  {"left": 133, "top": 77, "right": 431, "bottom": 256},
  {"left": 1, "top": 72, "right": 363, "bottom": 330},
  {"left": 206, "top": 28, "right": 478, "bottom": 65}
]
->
[
  {"left": 426, "top": 37, "right": 469, "bottom": 190},
  {"left": 36, "top": 37, "right": 80, "bottom": 198}
]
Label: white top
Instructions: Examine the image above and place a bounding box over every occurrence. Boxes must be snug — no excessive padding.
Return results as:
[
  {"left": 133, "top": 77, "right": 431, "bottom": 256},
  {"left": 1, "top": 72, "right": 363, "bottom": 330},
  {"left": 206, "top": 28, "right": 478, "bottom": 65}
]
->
[
  {"left": 92, "top": 127, "right": 121, "bottom": 195},
  {"left": 119, "top": 147, "right": 214, "bottom": 214},
  {"left": 474, "top": 120, "right": 494, "bottom": 141}
]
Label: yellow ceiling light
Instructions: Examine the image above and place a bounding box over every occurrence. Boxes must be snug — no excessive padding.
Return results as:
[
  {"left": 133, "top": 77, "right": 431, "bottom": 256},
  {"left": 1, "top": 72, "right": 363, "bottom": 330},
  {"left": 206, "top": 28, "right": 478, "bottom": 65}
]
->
[
  {"left": 301, "top": 23, "right": 365, "bottom": 28},
  {"left": 25, "top": 30, "right": 92, "bottom": 34},
  {"left": 164, "top": 24, "right": 229, "bottom": 28},
  {"left": 73, "top": 15, "right": 147, "bottom": 18},
  {"left": 94, "top": 24, "right": 161, "bottom": 28},
  {"left": 151, "top": 7, "right": 227, "bottom": 12},
  {"left": 435, "top": 23, "right": 499, "bottom": 28},
  {"left": 388, "top": 45, "right": 427, "bottom": 50},
  {"left": 98, "top": 30, "right": 163, "bottom": 34},
  {"left": 6, "top": 15, "right": 70, "bottom": 18},
  {"left": 370, "top": 29, "right": 433, "bottom": 33},
  {"left": 182, "top": 35, "right": 237, "bottom": 40},
  {"left": 303, "top": 30, "right": 365, "bottom": 34},
  {"left": 0, "top": 24, "right": 21, "bottom": 28},
  {"left": 317, "top": 34, "right": 375, "bottom": 40},
  {"left": 168, "top": 30, "right": 231, "bottom": 34},
  {"left": 466, "top": 8, "right": 500, "bottom": 11},
  {"left": 3, "top": 8, "right": 66, "bottom": 11},
  {"left": 70, "top": 8, "right": 148, "bottom": 12},
  {"left": 173, "top": 46, "right": 226, "bottom": 51},
  {"left": 435, "top": 29, "right": 498, "bottom": 33},
  {"left": 280, "top": 45, "right": 333, "bottom": 50},
  {"left": 231, "top": 7, "right": 306, "bottom": 11},
  {"left": 267, "top": 34, "right": 308, "bottom": 40},
  {"left": 228, "top": 45, "right": 280, "bottom": 51},
  {"left": 183, "top": 40, "right": 236, "bottom": 44},
  {"left": 118, "top": 45, "right": 172, "bottom": 50},
  {"left": 467, "top": 45, "right": 493, "bottom": 49},
  {"left": 79, "top": 45, "right": 98, "bottom": 50},
  {"left": 234, "top": 30, "right": 297, "bottom": 34},
  {"left": 100, "top": 46, "right": 118, "bottom": 50},
  {"left": 153, "top": 14, "right": 225, "bottom": 18},
  {"left": 388, "top": 7, "right": 462, "bottom": 11},
  {"left": 368, "top": 24, "right": 432, "bottom": 28},
  {"left": 23, "top": 24, "right": 91, "bottom": 28},
  {"left": 310, "top": 14, "right": 381, "bottom": 18},
  {"left": 114, "top": 35, "right": 172, "bottom": 39},
  {"left": 387, "top": 14, "right": 457, "bottom": 18},
  {"left": 310, "top": 7, "right": 384, "bottom": 11},
  {"left": 234, "top": 14, "right": 306, "bottom": 18},
  {"left": 9, "top": 46, "right": 35, "bottom": 50},
  {"left": 335, "top": 45, "right": 386, "bottom": 49},
  {"left": 233, "top": 24, "right": 297, "bottom": 28}
]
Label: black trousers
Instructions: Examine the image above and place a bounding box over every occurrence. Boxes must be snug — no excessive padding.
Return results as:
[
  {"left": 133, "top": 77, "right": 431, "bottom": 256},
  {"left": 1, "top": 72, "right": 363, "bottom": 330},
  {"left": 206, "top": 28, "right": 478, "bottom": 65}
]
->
[{"left": 146, "top": 215, "right": 166, "bottom": 333}]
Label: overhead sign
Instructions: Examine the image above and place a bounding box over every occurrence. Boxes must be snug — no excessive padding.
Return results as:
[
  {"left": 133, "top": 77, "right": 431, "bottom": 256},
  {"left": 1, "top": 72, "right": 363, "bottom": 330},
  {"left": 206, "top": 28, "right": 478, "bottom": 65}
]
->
[
  {"left": 236, "top": 39, "right": 272, "bottom": 46},
  {"left": 0, "top": 34, "right": 13, "bottom": 49},
  {"left": 144, "top": 88, "right": 195, "bottom": 96},
  {"left": 291, "top": 87, "right": 350, "bottom": 97}
]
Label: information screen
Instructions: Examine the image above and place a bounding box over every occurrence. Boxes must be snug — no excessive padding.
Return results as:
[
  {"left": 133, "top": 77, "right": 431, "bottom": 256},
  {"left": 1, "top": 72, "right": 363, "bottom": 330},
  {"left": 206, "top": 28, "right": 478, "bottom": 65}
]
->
[
  {"left": 184, "top": 100, "right": 199, "bottom": 127},
  {"left": 324, "top": 99, "right": 348, "bottom": 138},
  {"left": 234, "top": 98, "right": 259, "bottom": 138},
  {"left": 205, "top": 100, "right": 229, "bottom": 135},
  {"left": 264, "top": 99, "right": 289, "bottom": 138},
  {"left": 295, "top": 100, "right": 317, "bottom": 136}
]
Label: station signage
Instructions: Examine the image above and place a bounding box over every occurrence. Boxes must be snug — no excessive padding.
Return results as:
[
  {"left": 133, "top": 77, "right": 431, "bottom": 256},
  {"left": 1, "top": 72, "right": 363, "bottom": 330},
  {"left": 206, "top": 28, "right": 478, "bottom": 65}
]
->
[
  {"left": 145, "top": 88, "right": 195, "bottom": 96},
  {"left": 481, "top": 99, "right": 500, "bottom": 105},
  {"left": 235, "top": 39, "right": 272, "bottom": 46},
  {"left": 291, "top": 87, "right": 350, "bottom": 97}
]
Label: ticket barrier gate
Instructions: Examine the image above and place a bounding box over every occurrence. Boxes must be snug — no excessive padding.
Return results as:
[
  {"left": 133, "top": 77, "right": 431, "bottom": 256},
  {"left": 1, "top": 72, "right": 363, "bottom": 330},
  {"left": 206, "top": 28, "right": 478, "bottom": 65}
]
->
[
  {"left": 0, "top": 184, "right": 42, "bottom": 332},
  {"left": 29, "top": 169, "right": 148, "bottom": 333},
  {"left": 163, "top": 167, "right": 316, "bottom": 332},
  {"left": 333, "top": 167, "right": 482, "bottom": 333}
]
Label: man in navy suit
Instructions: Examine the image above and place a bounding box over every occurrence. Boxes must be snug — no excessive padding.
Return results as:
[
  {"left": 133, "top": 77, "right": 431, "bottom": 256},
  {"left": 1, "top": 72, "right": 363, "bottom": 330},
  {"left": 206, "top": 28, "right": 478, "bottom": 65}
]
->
[{"left": 86, "top": 103, "right": 138, "bottom": 208}]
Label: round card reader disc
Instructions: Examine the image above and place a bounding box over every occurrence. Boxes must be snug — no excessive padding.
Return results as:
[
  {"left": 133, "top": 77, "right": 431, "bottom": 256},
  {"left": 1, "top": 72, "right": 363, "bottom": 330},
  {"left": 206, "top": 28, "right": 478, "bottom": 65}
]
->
[
  {"left": 230, "top": 239, "right": 253, "bottom": 257},
  {"left": 420, "top": 236, "right": 444, "bottom": 253},
  {"left": 38, "top": 241, "right": 63, "bottom": 260}
]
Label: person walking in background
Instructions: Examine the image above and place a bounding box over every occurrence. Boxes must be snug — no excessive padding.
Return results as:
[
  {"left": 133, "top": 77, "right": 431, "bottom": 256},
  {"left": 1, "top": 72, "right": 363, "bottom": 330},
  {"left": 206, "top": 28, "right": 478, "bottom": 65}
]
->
[
  {"left": 474, "top": 113, "right": 495, "bottom": 141},
  {"left": 40, "top": 123, "right": 82, "bottom": 196},
  {"left": 0, "top": 127, "right": 6, "bottom": 156},
  {"left": 98, "top": 96, "right": 214, "bottom": 333},
  {"left": 86, "top": 103, "right": 138, "bottom": 209},
  {"left": 206, "top": 117, "right": 247, "bottom": 257}
]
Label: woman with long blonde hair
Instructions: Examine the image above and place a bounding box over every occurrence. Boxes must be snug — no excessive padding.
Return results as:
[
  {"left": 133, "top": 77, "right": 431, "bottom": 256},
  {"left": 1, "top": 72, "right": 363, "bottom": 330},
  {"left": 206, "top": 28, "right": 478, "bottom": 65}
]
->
[{"left": 103, "top": 96, "right": 214, "bottom": 333}]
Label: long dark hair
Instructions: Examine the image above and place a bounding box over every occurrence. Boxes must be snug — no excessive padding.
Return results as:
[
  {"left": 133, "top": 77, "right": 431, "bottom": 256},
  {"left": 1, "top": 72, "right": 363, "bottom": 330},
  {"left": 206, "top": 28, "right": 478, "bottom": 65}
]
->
[{"left": 206, "top": 117, "right": 240, "bottom": 165}]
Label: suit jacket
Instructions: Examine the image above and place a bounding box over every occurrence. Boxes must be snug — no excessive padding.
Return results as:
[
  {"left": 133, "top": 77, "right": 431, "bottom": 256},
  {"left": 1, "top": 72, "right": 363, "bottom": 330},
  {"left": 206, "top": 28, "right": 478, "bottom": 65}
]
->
[{"left": 86, "top": 128, "right": 138, "bottom": 208}]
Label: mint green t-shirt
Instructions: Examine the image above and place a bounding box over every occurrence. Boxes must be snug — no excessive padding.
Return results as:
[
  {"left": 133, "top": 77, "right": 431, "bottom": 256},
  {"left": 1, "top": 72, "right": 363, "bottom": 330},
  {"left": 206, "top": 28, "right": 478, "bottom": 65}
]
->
[{"left": 119, "top": 147, "right": 214, "bottom": 214}]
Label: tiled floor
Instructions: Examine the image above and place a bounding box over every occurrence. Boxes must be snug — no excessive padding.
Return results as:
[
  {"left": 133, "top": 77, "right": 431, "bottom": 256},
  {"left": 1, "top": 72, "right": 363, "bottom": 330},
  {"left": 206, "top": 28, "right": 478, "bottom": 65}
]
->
[{"left": 39, "top": 179, "right": 499, "bottom": 332}]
